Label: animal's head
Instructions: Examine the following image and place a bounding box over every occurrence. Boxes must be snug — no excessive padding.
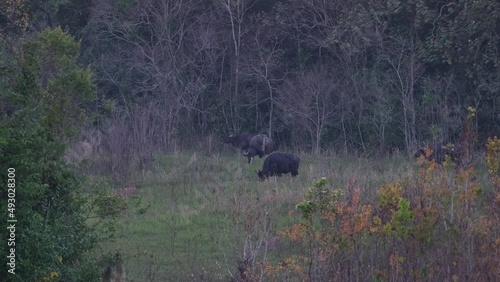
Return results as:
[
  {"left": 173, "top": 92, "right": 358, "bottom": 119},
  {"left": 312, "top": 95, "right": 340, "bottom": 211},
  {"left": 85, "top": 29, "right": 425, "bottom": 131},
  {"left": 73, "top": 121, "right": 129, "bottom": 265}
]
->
[{"left": 256, "top": 170, "right": 267, "bottom": 181}]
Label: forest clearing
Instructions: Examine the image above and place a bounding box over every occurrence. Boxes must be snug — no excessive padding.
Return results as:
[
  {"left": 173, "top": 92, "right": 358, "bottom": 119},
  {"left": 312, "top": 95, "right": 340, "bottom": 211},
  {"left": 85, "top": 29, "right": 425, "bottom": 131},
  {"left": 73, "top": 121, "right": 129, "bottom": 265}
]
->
[
  {"left": 1, "top": 0, "right": 500, "bottom": 280},
  {"left": 89, "top": 144, "right": 499, "bottom": 281}
]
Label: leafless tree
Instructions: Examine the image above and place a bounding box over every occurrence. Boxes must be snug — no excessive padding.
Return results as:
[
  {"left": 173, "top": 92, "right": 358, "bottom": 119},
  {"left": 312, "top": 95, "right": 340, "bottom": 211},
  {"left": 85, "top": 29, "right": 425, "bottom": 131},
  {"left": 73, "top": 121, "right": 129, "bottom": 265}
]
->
[
  {"left": 217, "top": 0, "right": 258, "bottom": 133},
  {"left": 89, "top": 0, "right": 223, "bottom": 149},
  {"left": 373, "top": 86, "right": 396, "bottom": 153},
  {"left": 418, "top": 74, "right": 461, "bottom": 143},
  {"left": 381, "top": 37, "right": 423, "bottom": 153},
  {"left": 277, "top": 65, "right": 339, "bottom": 154},
  {"left": 241, "top": 23, "right": 287, "bottom": 138}
]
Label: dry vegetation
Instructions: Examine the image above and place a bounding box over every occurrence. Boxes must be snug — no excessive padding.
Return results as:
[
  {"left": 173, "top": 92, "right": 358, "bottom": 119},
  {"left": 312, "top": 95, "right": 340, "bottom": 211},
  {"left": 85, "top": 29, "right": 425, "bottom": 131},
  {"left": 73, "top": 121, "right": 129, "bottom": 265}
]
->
[{"left": 81, "top": 137, "right": 499, "bottom": 281}]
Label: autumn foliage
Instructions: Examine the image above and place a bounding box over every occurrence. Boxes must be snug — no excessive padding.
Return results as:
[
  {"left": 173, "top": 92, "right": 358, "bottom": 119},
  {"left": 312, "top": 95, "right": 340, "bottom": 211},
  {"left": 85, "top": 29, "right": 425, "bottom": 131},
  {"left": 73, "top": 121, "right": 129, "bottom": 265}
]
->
[
  {"left": 263, "top": 145, "right": 500, "bottom": 281},
  {"left": 486, "top": 136, "right": 500, "bottom": 192}
]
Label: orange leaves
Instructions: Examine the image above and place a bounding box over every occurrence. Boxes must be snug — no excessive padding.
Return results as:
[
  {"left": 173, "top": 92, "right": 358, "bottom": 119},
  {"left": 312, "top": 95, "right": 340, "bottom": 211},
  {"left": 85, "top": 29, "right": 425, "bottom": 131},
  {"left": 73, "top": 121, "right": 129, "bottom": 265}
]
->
[
  {"left": 302, "top": 180, "right": 374, "bottom": 237},
  {"left": 486, "top": 136, "right": 500, "bottom": 192},
  {"left": 269, "top": 155, "right": 500, "bottom": 281},
  {"left": 279, "top": 223, "right": 306, "bottom": 242},
  {"left": 473, "top": 216, "right": 494, "bottom": 238},
  {"left": 346, "top": 204, "right": 373, "bottom": 235},
  {"left": 336, "top": 186, "right": 373, "bottom": 236},
  {"left": 269, "top": 179, "right": 376, "bottom": 280}
]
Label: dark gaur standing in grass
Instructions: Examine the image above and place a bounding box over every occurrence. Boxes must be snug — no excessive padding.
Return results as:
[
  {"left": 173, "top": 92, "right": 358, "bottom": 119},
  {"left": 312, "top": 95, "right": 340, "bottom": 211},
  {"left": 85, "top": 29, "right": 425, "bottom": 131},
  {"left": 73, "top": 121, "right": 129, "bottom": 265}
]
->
[
  {"left": 224, "top": 132, "right": 258, "bottom": 153},
  {"left": 244, "top": 134, "right": 275, "bottom": 163},
  {"left": 256, "top": 152, "right": 300, "bottom": 180},
  {"left": 414, "top": 142, "right": 457, "bottom": 164}
]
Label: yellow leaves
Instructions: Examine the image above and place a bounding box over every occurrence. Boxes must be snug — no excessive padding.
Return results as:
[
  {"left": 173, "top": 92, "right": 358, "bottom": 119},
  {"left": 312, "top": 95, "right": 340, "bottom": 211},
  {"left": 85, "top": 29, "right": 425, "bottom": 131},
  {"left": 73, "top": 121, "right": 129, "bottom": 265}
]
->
[
  {"left": 389, "top": 252, "right": 406, "bottom": 277},
  {"left": 41, "top": 256, "right": 63, "bottom": 281},
  {"left": 371, "top": 215, "right": 383, "bottom": 233},
  {"left": 378, "top": 181, "right": 403, "bottom": 209},
  {"left": 42, "top": 271, "right": 58, "bottom": 281},
  {"left": 467, "top": 106, "right": 476, "bottom": 118}
]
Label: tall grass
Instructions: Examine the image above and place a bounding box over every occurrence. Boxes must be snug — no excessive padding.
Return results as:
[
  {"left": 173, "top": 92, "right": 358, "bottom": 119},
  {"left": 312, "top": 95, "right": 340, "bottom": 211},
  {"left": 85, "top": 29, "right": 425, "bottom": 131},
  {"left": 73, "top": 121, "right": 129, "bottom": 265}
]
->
[{"left": 88, "top": 150, "right": 496, "bottom": 281}]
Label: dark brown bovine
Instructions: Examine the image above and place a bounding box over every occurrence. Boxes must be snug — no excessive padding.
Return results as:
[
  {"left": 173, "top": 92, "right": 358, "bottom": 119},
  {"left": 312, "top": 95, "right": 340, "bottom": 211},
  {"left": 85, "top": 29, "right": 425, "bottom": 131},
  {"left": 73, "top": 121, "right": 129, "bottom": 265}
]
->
[
  {"left": 224, "top": 132, "right": 258, "bottom": 152},
  {"left": 243, "top": 134, "right": 275, "bottom": 163},
  {"left": 414, "top": 142, "right": 456, "bottom": 164},
  {"left": 256, "top": 152, "right": 300, "bottom": 180}
]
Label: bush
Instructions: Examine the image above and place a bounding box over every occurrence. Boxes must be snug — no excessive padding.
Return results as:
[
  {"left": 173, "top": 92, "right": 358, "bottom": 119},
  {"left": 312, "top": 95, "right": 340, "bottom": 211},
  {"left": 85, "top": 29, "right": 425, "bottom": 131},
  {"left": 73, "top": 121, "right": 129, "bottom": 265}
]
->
[
  {"left": 0, "top": 27, "right": 108, "bottom": 281},
  {"left": 266, "top": 157, "right": 500, "bottom": 281}
]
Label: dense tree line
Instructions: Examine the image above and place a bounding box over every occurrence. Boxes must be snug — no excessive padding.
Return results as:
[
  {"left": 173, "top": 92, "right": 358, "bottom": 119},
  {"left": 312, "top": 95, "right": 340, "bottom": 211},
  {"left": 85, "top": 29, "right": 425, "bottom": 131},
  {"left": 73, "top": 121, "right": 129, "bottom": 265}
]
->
[{"left": 3, "top": 0, "right": 499, "bottom": 156}]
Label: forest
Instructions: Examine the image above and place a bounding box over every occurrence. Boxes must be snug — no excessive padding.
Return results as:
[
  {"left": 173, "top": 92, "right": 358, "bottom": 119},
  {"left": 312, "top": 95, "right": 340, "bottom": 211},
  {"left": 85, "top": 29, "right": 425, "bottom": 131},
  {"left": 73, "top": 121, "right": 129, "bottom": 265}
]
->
[
  {"left": 4, "top": 0, "right": 500, "bottom": 155},
  {"left": 1, "top": 0, "right": 499, "bottom": 281}
]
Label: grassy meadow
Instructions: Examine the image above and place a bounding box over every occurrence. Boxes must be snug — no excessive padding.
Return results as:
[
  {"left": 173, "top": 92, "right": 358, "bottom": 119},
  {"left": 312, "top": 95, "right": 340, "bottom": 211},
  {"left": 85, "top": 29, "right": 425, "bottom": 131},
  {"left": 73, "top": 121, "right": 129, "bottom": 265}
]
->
[{"left": 83, "top": 148, "right": 498, "bottom": 281}]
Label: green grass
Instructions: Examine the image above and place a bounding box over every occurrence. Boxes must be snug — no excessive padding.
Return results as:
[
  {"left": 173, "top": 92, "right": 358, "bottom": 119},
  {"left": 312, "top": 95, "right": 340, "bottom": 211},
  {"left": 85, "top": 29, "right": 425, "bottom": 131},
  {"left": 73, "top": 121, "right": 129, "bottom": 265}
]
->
[{"left": 88, "top": 151, "right": 493, "bottom": 281}]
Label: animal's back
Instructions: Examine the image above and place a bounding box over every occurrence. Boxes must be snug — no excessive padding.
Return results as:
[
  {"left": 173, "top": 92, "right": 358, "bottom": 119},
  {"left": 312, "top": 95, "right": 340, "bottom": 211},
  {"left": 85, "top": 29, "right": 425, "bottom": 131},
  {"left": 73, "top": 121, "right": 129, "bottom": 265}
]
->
[
  {"left": 267, "top": 152, "right": 299, "bottom": 173},
  {"left": 225, "top": 132, "right": 257, "bottom": 150}
]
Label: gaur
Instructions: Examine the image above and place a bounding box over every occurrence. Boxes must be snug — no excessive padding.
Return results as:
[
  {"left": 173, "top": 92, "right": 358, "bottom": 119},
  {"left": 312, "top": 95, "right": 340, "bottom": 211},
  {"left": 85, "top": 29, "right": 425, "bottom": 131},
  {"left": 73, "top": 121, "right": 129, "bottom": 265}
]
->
[
  {"left": 256, "top": 152, "right": 300, "bottom": 180},
  {"left": 414, "top": 142, "right": 456, "bottom": 164},
  {"left": 224, "top": 132, "right": 258, "bottom": 153},
  {"left": 244, "top": 134, "right": 274, "bottom": 163}
]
